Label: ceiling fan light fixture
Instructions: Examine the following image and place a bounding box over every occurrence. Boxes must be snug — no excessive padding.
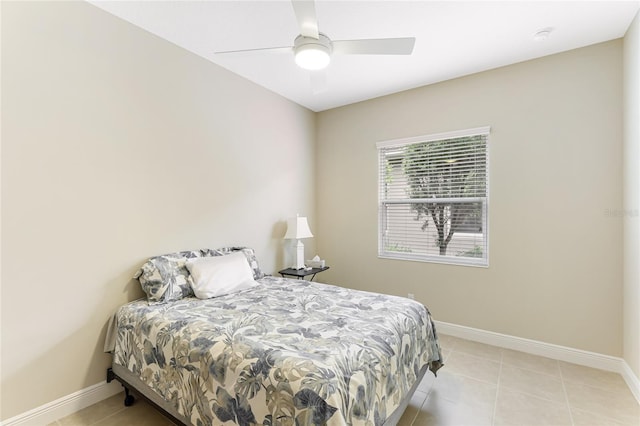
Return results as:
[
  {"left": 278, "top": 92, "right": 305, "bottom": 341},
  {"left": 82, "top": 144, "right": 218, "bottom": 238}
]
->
[
  {"left": 295, "top": 45, "right": 330, "bottom": 70},
  {"left": 294, "top": 34, "right": 332, "bottom": 70}
]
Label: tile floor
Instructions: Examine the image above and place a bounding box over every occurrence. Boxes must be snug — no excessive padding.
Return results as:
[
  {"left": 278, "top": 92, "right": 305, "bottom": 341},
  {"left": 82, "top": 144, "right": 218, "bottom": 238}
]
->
[{"left": 48, "top": 334, "right": 639, "bottom": 426}]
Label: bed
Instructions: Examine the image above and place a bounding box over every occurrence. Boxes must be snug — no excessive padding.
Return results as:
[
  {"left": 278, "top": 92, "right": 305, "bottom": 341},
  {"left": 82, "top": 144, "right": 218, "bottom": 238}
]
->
[{"left": 105, "top": 247, "right": 443, "bottom": 425}]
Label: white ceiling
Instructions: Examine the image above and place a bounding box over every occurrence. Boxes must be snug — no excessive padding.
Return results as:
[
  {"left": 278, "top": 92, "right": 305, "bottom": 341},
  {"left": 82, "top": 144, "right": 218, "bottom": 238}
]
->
[{"left": 90, "top": 1, "right": 639, "bottom": 112}]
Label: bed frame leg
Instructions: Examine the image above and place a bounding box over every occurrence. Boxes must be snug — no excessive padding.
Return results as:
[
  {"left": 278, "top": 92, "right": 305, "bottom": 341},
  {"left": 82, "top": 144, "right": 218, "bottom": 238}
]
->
[
  {"left": 123, "top": 387, "right": 135, "bottom": 406},
  {"left": 106, "top": 368, "right": 135, "bottom": 407}
]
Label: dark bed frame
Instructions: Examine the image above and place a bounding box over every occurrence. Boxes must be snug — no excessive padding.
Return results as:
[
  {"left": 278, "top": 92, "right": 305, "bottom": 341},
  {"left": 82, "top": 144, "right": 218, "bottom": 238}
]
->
[
  {"left": 107, "top": 367, "right": 186, "bottom": 425},
  {"left": 106, "top": 362, "right": 428, "bottom": 426}
]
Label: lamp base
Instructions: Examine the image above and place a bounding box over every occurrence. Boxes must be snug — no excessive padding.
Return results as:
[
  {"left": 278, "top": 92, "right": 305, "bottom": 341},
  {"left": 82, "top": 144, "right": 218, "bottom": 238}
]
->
[{"left": 292, "top": 239, "right": 306, "bottom": 269}]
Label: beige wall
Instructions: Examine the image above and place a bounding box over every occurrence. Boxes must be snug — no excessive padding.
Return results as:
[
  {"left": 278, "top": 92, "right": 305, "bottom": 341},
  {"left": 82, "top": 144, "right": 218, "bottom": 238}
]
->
[
  {"left": 317, "top": 41, "right": 623, "bottom": 357},
  {"left": 623, "top": 11, "right": 640, "bottom": 379},
  {"left": 0, "top": 1, "right": 315, "bottom": 420}
]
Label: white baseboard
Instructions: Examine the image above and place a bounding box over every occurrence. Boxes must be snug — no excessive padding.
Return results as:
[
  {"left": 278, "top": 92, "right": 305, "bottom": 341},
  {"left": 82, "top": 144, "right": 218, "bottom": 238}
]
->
[
  {"left": 434, "top": 320, "right": 640, "bottom": 404},
  {"left": 621, "top": 359, "right": 640, "bottom": 403},
  {"left": 1, "top": 380, "right": 122, "bottom": 426}
]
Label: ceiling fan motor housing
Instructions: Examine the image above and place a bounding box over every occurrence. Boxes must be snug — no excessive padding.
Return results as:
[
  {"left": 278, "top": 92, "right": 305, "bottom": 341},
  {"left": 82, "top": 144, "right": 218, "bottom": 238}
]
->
[{"left": 294, "top": 33, "right": 333, "bottom": 70}]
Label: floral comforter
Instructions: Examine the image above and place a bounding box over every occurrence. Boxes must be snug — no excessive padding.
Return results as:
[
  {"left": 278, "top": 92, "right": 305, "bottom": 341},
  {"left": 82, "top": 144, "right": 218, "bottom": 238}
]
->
[{"left": 113, "top": 276, "right": 443, "bottom": 425}]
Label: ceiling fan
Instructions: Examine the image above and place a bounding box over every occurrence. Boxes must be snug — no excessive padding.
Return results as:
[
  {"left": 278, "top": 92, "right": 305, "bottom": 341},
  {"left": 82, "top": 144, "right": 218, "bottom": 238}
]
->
[{"left": 215, "top": 0, "right": 416, "bottom": 71}]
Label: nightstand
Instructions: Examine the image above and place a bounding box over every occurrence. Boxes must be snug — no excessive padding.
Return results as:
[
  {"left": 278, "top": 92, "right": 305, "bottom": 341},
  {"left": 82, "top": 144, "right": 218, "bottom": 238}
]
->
[{"left": 278, "top": 266, "right": 329, "bottom": 282}]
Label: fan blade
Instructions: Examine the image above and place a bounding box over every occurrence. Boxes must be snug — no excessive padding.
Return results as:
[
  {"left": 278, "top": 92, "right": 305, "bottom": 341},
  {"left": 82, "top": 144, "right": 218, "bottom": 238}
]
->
[
  {"left": 333, "top": 37, "right": 416, "bottom": 55},
  {"left": 215, "top": 46, "right": 292, "bottom": 55},
  {"left": 291, "top": 0, "right": 319, "bottom": 39}
]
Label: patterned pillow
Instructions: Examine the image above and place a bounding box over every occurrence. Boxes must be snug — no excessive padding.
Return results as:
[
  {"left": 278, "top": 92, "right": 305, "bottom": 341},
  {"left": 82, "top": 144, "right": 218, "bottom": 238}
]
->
[
  {"left": 134, "top": 250, "right": 201, "bottom": 304},
  {"left": 200, "top": 247, "right": 265, "bottom": 280}
]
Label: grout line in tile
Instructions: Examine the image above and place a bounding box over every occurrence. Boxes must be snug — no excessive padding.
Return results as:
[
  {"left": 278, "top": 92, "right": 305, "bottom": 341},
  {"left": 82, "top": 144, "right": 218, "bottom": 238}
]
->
[
  {"left": 499, "top": 359, "right": 564, "bottom": 379},
  {"left": 491, "top": 355, "right": 504, "bottom": 426},
  {"left": 562, "top": 386, "right": 639, "bottom": 426},
  {"left": 408, "top": 391, "right": 427, "bottom": 426},
  {"left": 90, "top": 405, "right": 129, "bottom": 426},
  {"left": 442, "top": 369, "right": 502, "bottom": 389},
  {"left": 558, "top": 359, "right": 576, "bottom": 426},
  {"left": 411, "top": 400, "right": 424, "bottom": 425},
  {"left": 560, "top": 374, "right": 629, "bottom": 390},
  {"left": 497, "top": 384, "right": 566, "bottom": 406},
  {"left": 496, "top": 364, "right": 570, "bottom": 406},
  {"left": 450, "top": 347, "right": 502, "bottom": 365}
]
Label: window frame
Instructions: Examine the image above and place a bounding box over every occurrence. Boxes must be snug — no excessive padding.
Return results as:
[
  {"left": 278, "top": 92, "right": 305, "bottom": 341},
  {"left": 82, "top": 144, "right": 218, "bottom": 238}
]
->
[{"left": 377, "top": 126, "right": 490, "bottom": 267}]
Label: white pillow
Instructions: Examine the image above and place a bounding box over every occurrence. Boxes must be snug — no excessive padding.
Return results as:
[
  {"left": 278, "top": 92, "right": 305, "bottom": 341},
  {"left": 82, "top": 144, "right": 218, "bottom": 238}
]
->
[{"left": 186, "top": 252, "right": 259, "bottom": 299}]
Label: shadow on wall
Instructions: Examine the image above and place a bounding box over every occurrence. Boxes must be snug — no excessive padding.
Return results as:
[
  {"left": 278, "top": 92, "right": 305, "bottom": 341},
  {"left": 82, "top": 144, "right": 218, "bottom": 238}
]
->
[
  {"left": 91, "top": 271, "right": 146, "bottom": 392},
  {"left": 272, "top": 220, "right": 288, "bottom": 271}
]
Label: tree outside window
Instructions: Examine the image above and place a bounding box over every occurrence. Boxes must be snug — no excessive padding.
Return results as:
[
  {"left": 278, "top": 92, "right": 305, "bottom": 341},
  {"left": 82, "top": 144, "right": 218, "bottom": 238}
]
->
[{"left": 378, "top": 129, "right": 489, "bottom": 266}]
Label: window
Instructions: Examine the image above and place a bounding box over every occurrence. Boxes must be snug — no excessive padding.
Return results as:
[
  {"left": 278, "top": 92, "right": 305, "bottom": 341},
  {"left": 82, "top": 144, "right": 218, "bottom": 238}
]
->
[{"left": 377, "top": 127, "right": 489, "bottom": 266}]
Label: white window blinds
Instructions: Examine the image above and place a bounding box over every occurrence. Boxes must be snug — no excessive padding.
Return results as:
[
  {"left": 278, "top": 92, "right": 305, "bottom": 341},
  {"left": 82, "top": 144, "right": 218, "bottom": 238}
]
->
[{"left": 377, "top": 127, "right": 490, "bottom": 266}]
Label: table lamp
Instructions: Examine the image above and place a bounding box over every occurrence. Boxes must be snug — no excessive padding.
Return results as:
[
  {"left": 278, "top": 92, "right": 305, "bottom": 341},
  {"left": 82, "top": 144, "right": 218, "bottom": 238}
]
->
[{"left": 284, "top": 215, "right": 313, "bottom": 269}]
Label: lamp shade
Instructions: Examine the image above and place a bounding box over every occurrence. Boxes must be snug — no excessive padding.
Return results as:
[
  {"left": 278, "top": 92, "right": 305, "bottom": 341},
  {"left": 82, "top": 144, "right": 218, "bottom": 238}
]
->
[{"left": 284, "top": 216, "right": 313, "bottom": 239}]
